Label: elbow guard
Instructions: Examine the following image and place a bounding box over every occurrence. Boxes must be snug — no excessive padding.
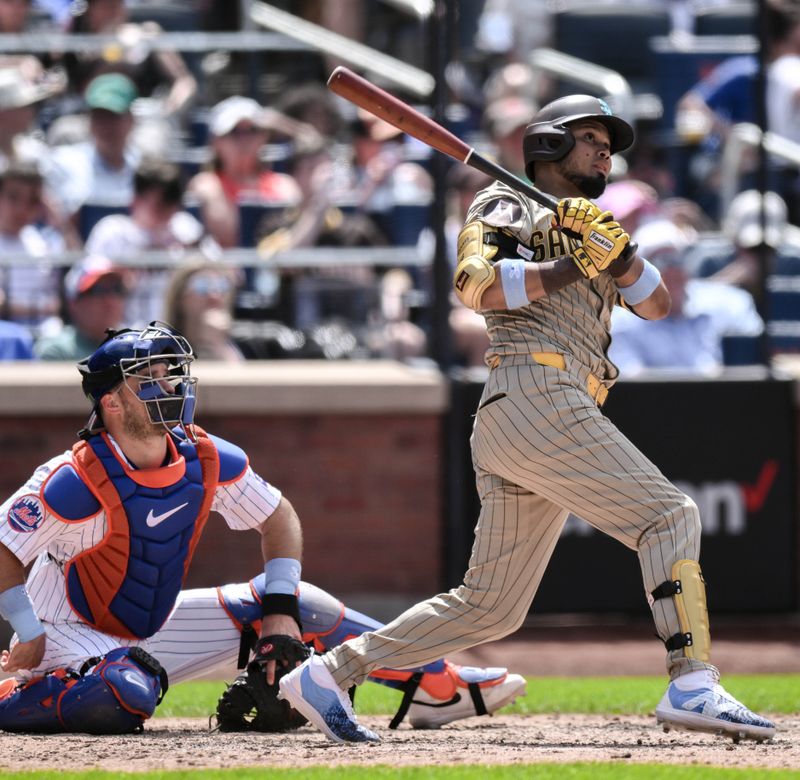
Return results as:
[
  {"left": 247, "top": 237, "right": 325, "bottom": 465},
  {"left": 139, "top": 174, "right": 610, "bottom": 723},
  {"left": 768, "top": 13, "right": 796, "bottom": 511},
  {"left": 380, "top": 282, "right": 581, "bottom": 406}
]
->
[{"left": 453, "top": 221, "right": 499, "bottom": 310}]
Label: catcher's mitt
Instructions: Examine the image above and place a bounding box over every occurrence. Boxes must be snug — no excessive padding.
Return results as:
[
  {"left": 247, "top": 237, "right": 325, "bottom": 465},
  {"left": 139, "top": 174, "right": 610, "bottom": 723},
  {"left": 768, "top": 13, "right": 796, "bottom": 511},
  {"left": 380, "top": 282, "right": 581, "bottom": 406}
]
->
[{"left": 214, "top": 635, "right": 311, "bottom": 732}]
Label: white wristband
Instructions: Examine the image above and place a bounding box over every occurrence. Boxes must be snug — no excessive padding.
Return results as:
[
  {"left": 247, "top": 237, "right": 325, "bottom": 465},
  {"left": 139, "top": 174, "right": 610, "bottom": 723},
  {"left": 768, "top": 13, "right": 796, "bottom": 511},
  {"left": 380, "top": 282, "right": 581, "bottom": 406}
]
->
[
  {"left": 0, "top": 584, "right": 45, "bottom": 642},
  {"left": 497, "top": 258, "right": 529, "bottom": 309},
  {"left": 264, "top": 557, "right": 301, "bottom": 595},
  {"left": 617, "top": 258, "right": 661, "bottom": 305}
]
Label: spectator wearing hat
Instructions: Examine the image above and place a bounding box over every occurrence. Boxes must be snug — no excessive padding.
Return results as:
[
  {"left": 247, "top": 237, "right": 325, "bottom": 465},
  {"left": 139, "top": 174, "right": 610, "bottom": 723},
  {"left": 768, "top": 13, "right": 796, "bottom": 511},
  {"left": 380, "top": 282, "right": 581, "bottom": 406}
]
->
[
  {"left": 187, "top": 96, "right": 302, "bottom": 248},
  {"left": 609, "top": 218, "right": 763, "bottom": 376},
  {"left": 44, "top": 72, "right": 140, "bottom": 216},
  {"left": 691, "top": 190, "right": 800, "bottom": 297},
  {"left": 0, "top": 66, "right": 62, "bottom": 169},
  {"left": 34, "top": 256, "right": 129, "bottom": 360}
]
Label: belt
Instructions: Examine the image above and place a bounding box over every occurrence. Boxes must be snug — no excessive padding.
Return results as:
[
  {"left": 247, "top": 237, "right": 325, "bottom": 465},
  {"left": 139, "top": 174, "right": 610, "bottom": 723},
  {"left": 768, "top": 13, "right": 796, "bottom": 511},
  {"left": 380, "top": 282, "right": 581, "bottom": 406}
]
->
[{"left": 489, "top": 351, "right": 609, "bottom": 407}]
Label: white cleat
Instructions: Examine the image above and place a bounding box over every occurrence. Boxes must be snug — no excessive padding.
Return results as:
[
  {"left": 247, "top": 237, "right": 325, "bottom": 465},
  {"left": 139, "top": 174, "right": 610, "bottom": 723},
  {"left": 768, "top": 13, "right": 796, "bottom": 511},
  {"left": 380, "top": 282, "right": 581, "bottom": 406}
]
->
[
  {"left": 407, "top": 664, "right": 527, "bottom": 729},
  {"left": 655, "top": 669, "right": 776, "bottom": 743},
  {"left": 278, "top": 655, "right": 380, "bottom": 744}
]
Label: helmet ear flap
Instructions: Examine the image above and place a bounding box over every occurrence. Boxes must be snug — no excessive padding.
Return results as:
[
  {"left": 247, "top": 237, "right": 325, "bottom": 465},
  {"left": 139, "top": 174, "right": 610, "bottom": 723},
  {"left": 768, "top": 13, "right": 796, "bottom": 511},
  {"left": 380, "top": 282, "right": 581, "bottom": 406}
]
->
[{"left": 523, "top": 126, "right": 576, "bottom": 179}]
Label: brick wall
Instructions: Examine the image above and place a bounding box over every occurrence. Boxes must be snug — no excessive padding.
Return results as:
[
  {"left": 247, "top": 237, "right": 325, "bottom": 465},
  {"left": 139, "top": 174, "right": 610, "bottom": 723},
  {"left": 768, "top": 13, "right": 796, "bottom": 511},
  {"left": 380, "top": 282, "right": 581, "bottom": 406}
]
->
[{"left": 0, "top": 412, "right": 444, "bottom": 601}]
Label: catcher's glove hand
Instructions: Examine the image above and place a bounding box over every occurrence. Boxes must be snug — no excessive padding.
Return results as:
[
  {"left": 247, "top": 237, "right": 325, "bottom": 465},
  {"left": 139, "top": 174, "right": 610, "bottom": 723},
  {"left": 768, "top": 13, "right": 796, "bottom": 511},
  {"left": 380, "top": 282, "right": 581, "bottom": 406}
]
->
[{"left": 214, "top": 635, "right": 311, "bottom": 733}]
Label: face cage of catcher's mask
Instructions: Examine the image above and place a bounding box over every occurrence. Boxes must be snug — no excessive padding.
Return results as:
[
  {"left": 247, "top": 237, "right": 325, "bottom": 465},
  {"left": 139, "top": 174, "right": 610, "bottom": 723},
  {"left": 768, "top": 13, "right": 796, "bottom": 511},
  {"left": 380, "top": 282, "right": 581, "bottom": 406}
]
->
[{"left": 119, "top": 354, "right": 198, "bottom": 437}]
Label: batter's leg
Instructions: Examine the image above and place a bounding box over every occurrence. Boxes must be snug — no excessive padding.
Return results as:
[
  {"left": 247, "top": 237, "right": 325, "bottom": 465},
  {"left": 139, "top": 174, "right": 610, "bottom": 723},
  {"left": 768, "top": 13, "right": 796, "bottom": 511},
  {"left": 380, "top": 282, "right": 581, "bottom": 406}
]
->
[{"left": 321, "top": 472, "right": 567, "bottom": 690}]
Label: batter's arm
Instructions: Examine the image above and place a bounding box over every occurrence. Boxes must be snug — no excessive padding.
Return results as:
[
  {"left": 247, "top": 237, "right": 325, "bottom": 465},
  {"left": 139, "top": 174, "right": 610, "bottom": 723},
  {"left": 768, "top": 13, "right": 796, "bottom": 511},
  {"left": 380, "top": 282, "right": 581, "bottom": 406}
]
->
[
  {"left": 612, "top": 254, "right": 671, "bottom": 320},
  {"left": 454, "top": 217, "right": 584, "bottom": 311},
  {"left": 477, "top": 255, "right": 584, "bottom": 310}
]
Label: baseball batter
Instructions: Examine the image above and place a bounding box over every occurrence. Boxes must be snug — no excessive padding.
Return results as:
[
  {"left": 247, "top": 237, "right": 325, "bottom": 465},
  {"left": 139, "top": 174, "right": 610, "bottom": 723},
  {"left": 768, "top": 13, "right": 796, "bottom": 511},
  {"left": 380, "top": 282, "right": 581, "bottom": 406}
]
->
[
  {"left": 279, "top": 95, "right": 776, "bottom": 744},
  {"left": 0, "top": 321, "right": 524, "bottom": 733}
]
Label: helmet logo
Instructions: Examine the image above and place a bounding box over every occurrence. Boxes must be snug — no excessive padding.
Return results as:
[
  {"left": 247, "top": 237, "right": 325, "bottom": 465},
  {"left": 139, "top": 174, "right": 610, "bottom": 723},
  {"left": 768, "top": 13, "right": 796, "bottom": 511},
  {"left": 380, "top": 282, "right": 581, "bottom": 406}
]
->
[{"left": 597, "top": 99, "right": 613, "bottom": 116}]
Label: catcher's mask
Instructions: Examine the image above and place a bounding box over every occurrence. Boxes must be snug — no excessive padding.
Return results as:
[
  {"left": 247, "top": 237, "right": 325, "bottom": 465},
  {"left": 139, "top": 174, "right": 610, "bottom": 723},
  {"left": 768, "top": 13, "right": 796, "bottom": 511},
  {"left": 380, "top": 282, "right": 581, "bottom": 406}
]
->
[
  {"left": 522, "top": 94, "right": 634, "bottom": 181},
  {"left": 77, "top": 321, "right": 198, "bottom": 440}
]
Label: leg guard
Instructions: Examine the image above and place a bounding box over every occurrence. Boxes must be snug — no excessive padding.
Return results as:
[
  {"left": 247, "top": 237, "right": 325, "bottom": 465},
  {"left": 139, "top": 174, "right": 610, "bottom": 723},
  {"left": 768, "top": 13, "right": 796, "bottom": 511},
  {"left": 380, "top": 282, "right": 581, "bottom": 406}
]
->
[
  {"left": 651, "top": 559, "right": 711, "bottom": 663},
  {"left": 0, "top": 647, "right": 167, "bottom": 734}
]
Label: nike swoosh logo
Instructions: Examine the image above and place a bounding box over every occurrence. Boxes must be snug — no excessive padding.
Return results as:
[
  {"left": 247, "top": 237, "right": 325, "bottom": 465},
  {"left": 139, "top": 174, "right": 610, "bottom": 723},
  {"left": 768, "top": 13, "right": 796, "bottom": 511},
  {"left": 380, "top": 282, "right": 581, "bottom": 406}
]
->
[{"left": 145, "top": 502, "right": 189, "bottom": 528}]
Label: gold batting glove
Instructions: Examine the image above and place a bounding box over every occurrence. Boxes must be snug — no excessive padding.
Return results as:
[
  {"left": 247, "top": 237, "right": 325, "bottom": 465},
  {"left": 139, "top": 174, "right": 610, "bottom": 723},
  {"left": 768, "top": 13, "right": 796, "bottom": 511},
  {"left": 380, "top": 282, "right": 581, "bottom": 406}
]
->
[
  {"left": 553, "top": 197, "right": 605, "bottom": 237},
  {"left": 576, "top": 216, "right": 630, "bottom": 275},
  {"left": 571, "top": 246, "right": 600, "bottom": 279}
]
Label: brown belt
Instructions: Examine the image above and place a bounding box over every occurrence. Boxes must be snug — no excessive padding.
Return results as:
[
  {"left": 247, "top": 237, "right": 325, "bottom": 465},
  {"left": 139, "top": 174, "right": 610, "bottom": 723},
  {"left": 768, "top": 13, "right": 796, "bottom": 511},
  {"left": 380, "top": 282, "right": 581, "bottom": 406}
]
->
[{"left": 490, "top": 351, "right": 609, "bottom": 407}]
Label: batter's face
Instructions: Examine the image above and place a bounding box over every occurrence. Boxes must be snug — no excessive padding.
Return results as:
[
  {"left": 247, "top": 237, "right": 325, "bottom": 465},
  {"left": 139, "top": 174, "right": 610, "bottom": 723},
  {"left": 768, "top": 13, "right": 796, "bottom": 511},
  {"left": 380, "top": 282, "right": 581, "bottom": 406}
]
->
[{"left": 559, "top": 120, "right": 612, "bottom": 199}]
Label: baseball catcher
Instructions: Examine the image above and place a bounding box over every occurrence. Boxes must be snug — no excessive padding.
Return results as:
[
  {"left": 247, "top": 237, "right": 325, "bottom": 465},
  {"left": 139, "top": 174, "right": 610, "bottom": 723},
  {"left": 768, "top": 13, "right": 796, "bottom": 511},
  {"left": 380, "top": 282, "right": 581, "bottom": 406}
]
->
[{"left": 0, "top": 323, "right": 524, "bottom": 735}]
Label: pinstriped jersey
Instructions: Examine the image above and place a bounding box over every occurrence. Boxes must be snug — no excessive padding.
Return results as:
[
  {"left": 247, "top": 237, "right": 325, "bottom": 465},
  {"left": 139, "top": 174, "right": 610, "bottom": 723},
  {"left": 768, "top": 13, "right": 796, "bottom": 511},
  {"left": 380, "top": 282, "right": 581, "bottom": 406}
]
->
[
  {"left": 0, "top": 439, "right": 282, "bottom": 629},
  {"left": 465, "top": 181, "right": 621, "bottom": 382}
]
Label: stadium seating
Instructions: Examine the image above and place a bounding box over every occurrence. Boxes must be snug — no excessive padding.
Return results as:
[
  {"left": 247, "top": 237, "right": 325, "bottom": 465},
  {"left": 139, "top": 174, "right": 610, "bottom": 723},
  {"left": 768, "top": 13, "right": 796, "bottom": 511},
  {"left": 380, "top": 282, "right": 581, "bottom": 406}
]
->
[
  {"left": 551, "top": 4, "right": 671, "bottom": 93},
  {"left": 692, "top": 3, "right": 756, "bottom": 36},
  {"left": 78, "top": 203, "right": 130, "bottom": 242}
]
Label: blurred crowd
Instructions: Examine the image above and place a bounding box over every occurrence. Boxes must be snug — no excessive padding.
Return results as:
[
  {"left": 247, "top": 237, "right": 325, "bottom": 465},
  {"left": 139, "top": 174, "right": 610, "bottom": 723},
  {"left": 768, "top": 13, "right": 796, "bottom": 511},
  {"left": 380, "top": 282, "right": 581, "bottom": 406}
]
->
[{"left": 0, "top": 0, "right": 799, "bottom": 373}]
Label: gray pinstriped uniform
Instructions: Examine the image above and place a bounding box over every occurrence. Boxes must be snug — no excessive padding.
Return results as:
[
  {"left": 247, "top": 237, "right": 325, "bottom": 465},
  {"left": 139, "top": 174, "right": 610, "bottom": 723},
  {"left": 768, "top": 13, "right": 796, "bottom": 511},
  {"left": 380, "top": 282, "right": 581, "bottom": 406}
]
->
[{"left": 324, "top": 182, "right": 713, "bottom": 688}]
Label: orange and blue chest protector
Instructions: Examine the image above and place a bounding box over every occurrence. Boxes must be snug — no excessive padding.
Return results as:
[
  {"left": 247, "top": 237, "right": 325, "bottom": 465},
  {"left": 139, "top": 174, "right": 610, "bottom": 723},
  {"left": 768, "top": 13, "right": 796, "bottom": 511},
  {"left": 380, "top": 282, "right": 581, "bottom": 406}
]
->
[{"left": 41, "top": 428, "right": 247, "bottom": 640}]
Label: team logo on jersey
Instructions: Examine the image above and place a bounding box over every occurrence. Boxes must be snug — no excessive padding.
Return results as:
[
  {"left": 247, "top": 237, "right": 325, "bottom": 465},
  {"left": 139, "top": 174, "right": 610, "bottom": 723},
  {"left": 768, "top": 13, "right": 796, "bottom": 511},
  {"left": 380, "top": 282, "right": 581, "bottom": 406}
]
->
[
  {"left": 7, "top": 494, "right": 44, "bottom": 533},
  {"left": 597, "top": 98, "right": 613, "bottom": 116}
]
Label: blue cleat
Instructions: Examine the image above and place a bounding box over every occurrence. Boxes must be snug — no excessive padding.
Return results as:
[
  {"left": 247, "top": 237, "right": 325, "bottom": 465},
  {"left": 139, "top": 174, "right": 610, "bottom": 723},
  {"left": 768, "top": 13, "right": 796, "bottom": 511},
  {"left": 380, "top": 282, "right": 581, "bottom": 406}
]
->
[
  {"left": 655, "top": 669, "right": 776, "bottom": 743},
  {"left": 278, "top": 655, "right": 380, "bottom": 744}
]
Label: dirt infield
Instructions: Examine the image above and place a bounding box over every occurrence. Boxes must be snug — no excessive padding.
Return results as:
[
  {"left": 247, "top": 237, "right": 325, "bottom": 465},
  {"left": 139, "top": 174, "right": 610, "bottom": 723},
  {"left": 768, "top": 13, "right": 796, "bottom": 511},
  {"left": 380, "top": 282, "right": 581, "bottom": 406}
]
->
[
  {"left": 1, "top": 622, "right": 797, "bottom": 772},
  {"left": 1, "top": 715, "right": 798, "bottom": 772}
]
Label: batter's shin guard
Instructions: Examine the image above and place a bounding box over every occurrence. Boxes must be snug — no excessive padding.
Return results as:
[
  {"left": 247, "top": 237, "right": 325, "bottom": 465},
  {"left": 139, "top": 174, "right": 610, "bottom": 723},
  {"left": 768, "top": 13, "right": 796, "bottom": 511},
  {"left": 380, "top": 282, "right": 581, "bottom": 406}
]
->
[
  {"left": 651, "top": 559, "right": 711, "bottom": 662},
  {"left": 0, "top": 647, "right": 168, "bottom": 734}
]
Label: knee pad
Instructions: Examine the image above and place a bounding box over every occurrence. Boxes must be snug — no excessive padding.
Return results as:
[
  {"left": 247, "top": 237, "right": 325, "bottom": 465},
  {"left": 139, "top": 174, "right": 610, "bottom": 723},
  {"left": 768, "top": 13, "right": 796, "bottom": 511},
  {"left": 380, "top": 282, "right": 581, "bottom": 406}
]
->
[
  {"left": 0, "top": 647, "right": 167, "bottom": 734},
  {"left": 651, "top": 559, "right": 711, "bottom": 662}
]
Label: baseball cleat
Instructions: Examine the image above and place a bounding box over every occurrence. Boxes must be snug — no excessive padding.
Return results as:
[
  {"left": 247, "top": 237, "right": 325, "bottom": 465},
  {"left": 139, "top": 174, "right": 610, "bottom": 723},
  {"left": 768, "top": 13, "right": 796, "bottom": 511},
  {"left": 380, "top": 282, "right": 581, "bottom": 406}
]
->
[
  {"left": 408, "top": 664, "right": 527, "bottom": 729},
  {"left": 278, "top": 655, "right": 379, "bottom": 744},
  {"left": 655, "top": 669, "right": 775, "bottom": 743}
]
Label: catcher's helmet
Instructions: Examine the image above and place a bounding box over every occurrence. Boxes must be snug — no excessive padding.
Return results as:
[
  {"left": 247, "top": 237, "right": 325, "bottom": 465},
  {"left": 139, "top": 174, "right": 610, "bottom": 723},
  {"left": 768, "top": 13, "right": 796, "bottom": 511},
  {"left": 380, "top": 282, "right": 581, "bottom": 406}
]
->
[
  {"left": 522, "top": 95, "right": 634, "bottom": 180},
  {"left": 77, "top": 321, "right": 197, "bottom": 438}
]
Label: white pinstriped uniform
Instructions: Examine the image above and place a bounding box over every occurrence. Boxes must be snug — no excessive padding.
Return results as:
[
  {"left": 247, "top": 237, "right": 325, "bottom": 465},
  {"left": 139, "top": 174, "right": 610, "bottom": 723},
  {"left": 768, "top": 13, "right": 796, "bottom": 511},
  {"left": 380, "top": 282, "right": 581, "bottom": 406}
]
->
[
  {"left": 323, "top": 182, "right": 711, "bottom": 690},
  {"left": 0, "top": 437, "right": 282, "bottom": 684}
]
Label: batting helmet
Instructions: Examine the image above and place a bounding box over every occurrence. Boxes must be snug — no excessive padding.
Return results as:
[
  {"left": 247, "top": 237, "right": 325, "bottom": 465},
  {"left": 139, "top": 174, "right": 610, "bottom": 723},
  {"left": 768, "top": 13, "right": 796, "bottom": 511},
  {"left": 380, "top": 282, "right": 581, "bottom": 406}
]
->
[
  {"left": 522, "top": 95, "right": 634, "bottom": 180},
  {"left": 77, "top": 321, "right": 197, "bottom": 438}
]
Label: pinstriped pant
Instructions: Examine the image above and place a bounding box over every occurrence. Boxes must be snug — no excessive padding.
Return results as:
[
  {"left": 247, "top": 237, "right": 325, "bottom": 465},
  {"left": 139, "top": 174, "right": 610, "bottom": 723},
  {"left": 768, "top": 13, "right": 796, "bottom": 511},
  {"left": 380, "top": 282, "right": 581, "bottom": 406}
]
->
[{"left": 325, "top": 360, "right": 713, "bottom": 688}]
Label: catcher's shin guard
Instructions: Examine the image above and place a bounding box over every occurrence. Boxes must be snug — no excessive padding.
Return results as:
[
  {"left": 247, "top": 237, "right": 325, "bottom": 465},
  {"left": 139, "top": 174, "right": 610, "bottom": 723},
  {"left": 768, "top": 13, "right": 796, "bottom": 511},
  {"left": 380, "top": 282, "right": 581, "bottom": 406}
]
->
[
  {"left": 0, "top": 647, "right": 167, "bottom": 734},
  {"left": 651, "top": 559, "right": 711, "bottom": 662}
]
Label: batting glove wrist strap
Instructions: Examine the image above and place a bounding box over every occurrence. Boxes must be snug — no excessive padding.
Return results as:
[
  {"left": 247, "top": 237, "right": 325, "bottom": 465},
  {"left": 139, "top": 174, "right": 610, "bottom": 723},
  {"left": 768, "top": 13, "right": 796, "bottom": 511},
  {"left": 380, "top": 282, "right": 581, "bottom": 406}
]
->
[
  {"left": 261, "top": 593, "right": 302, "bottom": 630},
  {"left": 0, "top": 584, "right": 45, "bottom": 643}
]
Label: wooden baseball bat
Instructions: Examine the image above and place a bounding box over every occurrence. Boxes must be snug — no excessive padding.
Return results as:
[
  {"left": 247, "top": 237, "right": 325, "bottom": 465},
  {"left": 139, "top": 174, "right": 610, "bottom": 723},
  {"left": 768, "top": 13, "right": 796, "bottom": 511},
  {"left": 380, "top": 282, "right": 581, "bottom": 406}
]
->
[{"left": 327, "top": 65, "right": 563, "bottom": 215}]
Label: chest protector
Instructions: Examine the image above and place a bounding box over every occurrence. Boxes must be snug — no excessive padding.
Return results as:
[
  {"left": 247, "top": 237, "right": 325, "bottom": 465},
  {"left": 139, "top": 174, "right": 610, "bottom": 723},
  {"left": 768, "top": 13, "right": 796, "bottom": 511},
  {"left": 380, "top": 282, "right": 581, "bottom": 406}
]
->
[{"left": 60, "top": 429, "right": 219, "bottom": 640}]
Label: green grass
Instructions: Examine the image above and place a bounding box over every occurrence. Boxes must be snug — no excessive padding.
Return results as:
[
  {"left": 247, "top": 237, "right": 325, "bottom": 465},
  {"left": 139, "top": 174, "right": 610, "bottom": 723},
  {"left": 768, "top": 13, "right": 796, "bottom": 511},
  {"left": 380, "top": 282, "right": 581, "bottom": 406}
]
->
[
  {"left": 3, "top": 766, "right": 800, "bottom": 779},
  {"left": 155, "top": 674, "right": 800, "bottom": 719}
]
